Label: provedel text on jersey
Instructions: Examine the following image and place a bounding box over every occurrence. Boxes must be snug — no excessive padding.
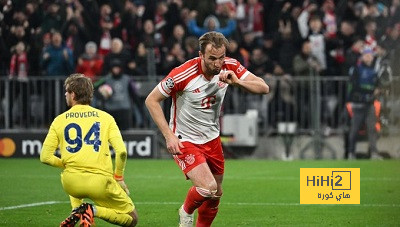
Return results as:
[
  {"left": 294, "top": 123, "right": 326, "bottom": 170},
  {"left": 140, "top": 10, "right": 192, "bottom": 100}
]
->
[{"left": 65, "top": 111, "right": 99, "bottom": 119}]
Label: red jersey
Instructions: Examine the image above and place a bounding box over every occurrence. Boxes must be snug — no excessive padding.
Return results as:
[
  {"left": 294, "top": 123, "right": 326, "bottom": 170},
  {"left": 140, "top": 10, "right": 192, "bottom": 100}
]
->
[{"left": 157, "top": 57, "right": 249, "bottom": 144}]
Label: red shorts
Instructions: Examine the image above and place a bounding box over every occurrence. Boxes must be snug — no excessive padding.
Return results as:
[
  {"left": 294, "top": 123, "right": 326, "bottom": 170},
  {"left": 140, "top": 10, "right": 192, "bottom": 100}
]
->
[{"left": 173, "top": 137, "right": 224, "bottom": 176}]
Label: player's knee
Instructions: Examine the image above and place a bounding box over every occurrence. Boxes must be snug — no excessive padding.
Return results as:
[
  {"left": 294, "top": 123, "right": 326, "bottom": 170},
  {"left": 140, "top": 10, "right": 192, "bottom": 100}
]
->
[
  {"left": 196, "top": 186, "right": 217, "bottom": 198},
  {"left": 213, "top": 190, "right": 223, "bottom": 199},
  {"left": 129, "top": 218, "right": 137, "bottom": 227},
  {"left": 206, "top": 181, "right": 218, "bottom": 193},
  {"left": 128, "top": 210, "right": 138, "bottom": 227}
]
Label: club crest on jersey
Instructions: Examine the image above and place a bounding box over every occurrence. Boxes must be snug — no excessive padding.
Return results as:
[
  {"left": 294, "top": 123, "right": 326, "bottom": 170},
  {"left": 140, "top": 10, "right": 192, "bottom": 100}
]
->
[
  {"left": 165, "top": 78, "right": 175, "bottom": 89},
  {"left": 185, "top": 154, "right": 195, "bottom": 165}
]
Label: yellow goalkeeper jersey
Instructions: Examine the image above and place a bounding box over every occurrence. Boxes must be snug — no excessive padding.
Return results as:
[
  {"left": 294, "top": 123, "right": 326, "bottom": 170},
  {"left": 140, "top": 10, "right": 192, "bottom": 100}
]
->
[{"left": 40, "top": 104, "right": 127, "bottom": 177}]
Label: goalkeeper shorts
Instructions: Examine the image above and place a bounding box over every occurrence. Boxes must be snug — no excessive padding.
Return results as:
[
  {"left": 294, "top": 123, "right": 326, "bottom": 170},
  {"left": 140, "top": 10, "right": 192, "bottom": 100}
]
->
[{"left": 61, "top": 170, "right": 134, "bottom": 214}]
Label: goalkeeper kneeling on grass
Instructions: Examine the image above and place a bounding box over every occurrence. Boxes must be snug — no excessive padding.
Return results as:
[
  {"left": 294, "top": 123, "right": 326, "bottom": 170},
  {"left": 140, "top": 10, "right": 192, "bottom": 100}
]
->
[{"left": 40, "top": 73, "right": 138, "bottom": 227}]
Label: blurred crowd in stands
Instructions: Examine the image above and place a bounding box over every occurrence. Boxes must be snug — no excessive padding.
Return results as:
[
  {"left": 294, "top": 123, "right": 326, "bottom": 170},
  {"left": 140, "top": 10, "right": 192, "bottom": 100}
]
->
[
  {"left": 1, "top": 0, "right": 399, "bottom": 79},
  {"left": 1, "top": 0, "right": 400, "bottom": 130}
]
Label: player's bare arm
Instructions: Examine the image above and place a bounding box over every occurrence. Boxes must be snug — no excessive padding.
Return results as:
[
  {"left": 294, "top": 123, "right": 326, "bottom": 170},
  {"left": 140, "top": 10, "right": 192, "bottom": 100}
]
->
[
  {"left": 219, "top": 70, "right": 269, "bottom": 94},
  {"left": 145, "top": 87, "right": 184, "bottom": 155}
]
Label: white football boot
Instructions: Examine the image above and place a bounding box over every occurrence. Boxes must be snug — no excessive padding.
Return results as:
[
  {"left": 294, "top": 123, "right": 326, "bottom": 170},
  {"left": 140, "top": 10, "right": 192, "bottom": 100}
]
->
[{"left": 178, "top": 205, "right": 193, "bottom": 227}]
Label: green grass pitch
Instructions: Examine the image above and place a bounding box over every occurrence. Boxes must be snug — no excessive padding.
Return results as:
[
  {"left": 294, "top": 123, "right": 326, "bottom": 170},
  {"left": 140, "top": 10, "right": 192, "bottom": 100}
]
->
[{"left": 0, "top": 159, "right": 399, "bottom": 226}]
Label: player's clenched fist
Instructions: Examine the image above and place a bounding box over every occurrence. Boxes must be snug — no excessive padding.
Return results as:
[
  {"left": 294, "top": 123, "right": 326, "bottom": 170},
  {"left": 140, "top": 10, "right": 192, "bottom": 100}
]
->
[{"left": 219, "top": 70, "right": 239, "bottom": 85}]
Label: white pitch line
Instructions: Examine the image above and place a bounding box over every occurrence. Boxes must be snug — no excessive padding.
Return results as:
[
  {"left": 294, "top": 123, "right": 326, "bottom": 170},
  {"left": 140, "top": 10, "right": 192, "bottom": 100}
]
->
[
  {"left": 0, "top": 201, "right": 69, "bottom": 211},
  {"left": 1, "top": 201, "right": 399, "bottom": 211}
]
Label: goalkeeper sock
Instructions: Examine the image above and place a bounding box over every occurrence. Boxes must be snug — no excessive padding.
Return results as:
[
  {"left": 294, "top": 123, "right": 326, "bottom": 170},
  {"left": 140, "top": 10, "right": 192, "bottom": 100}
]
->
[
  {"left": 196, "top": 198, "right": 220, "bottom": 227},
  {"left": 95, "top": 206, "right": 134, "bottom": 226},
  {"left": 69, "top": 196, "right": 83, "bottom": 210},
  {"left": 183, "top": 186, "right": 209, "bottom": 214}
]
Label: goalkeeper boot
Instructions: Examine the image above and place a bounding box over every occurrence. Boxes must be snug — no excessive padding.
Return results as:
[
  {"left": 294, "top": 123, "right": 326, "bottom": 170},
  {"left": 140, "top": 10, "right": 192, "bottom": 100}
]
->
[
  {"left": 79, "top": 203, "right": 95, "bottom": 227},
  {"left": 178, "top": 205, "right": 193, "bottom": 227},
  {"left": 60, "top": 205, "right": 85, "bottom": 227}
]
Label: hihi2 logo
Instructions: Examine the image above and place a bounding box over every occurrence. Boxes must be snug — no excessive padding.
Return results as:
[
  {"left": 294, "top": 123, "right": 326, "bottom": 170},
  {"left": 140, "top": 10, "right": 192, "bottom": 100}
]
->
[{"left": 300, "top": 168, "right": 360, "bottom": 204}]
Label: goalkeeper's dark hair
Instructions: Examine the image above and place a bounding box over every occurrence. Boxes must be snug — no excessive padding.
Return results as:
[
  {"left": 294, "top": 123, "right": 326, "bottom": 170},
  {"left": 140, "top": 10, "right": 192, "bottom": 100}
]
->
[
  {"left": 64, "top": 73, "right": 94, "bottom": 105},
  {"left": 198, "top": 31, "right": 229, "bottom": 54}
]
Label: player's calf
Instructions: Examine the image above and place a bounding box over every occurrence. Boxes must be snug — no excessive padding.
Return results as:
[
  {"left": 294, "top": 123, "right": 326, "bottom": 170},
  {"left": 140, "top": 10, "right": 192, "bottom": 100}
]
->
[
  {"left": 94, "top": 206, "right": 137, "bottom": 226},
  {"left": 183, "top": 186, "right": 216, "bottom": 215},
  {"left": 196, "top": 194, "right": 222, "bottom": 227},
  {"left": 179, "top": 187, "right": 217, "bottom": 227}
]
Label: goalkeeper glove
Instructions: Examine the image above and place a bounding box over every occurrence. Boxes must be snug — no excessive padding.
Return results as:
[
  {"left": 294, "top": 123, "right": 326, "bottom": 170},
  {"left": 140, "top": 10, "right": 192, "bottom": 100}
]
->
[{"left": 114, "top": 174, "right": 130, "bottom": 195}]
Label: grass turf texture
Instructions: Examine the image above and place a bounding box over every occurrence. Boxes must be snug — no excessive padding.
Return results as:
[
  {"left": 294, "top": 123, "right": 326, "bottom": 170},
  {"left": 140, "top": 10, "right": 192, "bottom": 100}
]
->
[{"left": 0, "top": 159, "right": 399, "bottom": 226}]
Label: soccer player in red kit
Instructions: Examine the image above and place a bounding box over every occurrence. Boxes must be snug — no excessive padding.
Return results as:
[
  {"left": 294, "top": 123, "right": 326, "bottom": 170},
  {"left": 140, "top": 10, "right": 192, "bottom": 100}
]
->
[{"left": 145, "top": 31, "right": 269, "bottom": 227}]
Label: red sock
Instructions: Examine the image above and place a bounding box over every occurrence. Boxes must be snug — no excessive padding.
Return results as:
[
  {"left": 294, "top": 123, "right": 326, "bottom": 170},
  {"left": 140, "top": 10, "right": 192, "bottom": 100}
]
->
[
  {"left": 183, "top": 186, "right": 208, "bottom": 214},
  {"left": 196, "top": 198, "right": 220, "bottom": 227}
]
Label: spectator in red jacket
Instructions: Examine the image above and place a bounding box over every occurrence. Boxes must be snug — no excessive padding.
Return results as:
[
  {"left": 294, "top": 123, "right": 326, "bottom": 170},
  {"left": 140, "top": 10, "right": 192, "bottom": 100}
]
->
[
  {"left": 76, "top": 41, "right": 103, "bottom": 81},
  {"left": 9, "top": 42, "right": 29, "bottom": 79},
  {"left": 8, "top": 41, "right": 29, "bottom": 127}
]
